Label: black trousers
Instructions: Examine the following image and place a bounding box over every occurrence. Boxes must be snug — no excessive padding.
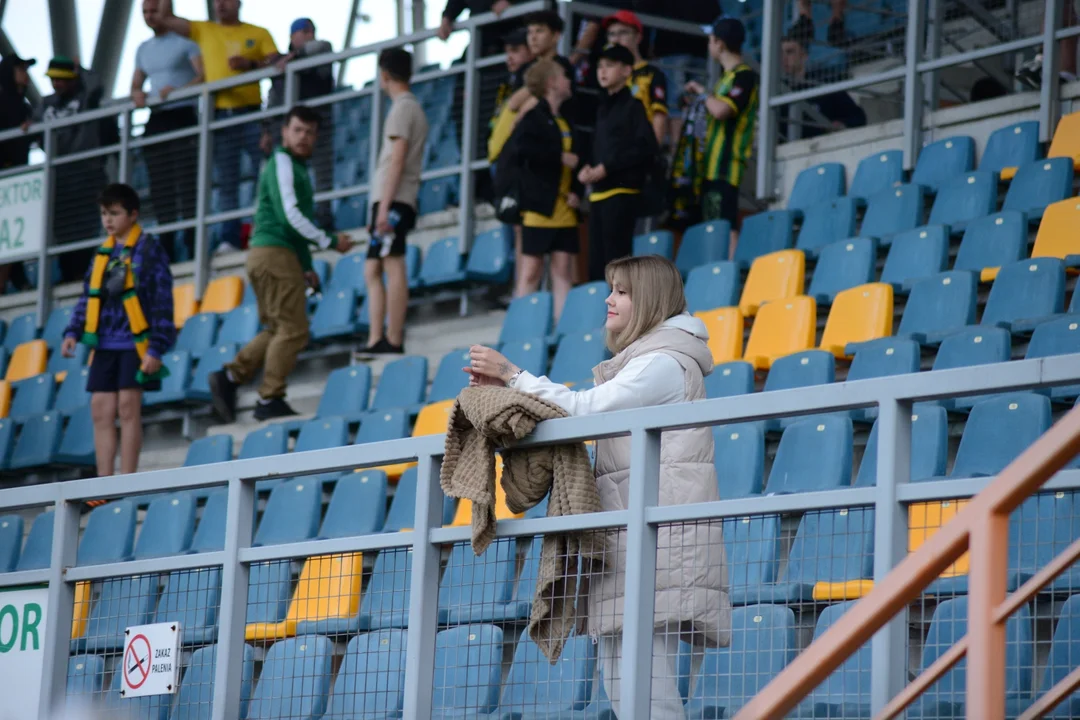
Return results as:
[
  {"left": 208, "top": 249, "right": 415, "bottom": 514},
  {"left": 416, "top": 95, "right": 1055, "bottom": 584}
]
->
[
  {"left": 144, "top": 106, "right": 198, "bottom": 259},
  {"left": 588, "top": 192, "right": 640, "bottom": 283}
]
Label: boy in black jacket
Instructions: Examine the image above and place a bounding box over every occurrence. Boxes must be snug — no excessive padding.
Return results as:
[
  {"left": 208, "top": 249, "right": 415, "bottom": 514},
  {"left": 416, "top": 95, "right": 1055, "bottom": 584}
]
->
[{"left": 578, "top": 44, "right": 659, "bottom": 283}]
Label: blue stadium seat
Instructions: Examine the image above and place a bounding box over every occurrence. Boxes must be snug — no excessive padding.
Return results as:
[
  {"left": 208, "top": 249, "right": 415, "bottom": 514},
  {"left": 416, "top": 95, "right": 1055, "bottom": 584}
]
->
[
  {"left": 787, "top": 162, "right": 845, "bottom": 213},
  {"left": 334, "top": 195, "right": 369, "bottom": 231},
  {"left": 79, "top": 501, "right": 137, "bottom": 566},
  {"left": 136, "top": 493, "right": 197, "bottom": 558},
  {"left": 9, "top": 373, "right": 55, "bottom": 422},
  {"left": 500, "top": 338, "right": 549, "bottom": 377},
  {"left": 762, "top": 350, "right": 836, "bottom": 430},
  {"left": 358, "top": 547, "right": 413, "bottom": 630},
  {"left": 404, "top": 243, "right": 423, "bottom": 289},
  {"left": 953, "top": 211, "right": 1027, "bottom": 282},
  {"left": 550, "top": 281, "right": 609, "bottom": 345},
  {"left": 0, "top": 515, "right": 21, "bottom": 572},
  {"left": 4, "top": 312, "right": 37, "bottom": 353},
  {"left": 895, "top": 271, "right": 978, "bottom": 345},
  {"left": 245, "top": 635, "right": 334, "bottom": 720},
  {"left": 370, "top": 355, "right": 428, "bottom": 411},
  {"left": 310, "top": 288, "right": 359, "bottom": 341},
  {"left": 246, "top": 560, "right": 293, "bottom": 628},
  {"left": 734, "top": 210, "right": 796, "bottom": 268},
  {"left": 185, "top": 434, "right": 233, "bottom": 467},
  {"left": 75, "top": 573, "right": 159, "bottom": 652},
  {"left": 186, "top": 344, "right": 235, "bottom": 402},
  {"left": 880, "top": 225, "right": 949, "bottom": 293},
  {"left": 45, "top": 341, "right": 89, "bottom": 379},
  {"left": 911, "top": 135, "right": 975, "bottom": 193},
  {"left": 42, "top": 305, "right": 74, "bottom": 351},
  {"left": 860, "top": 184, "right": 926, "bottom": 243},
  {"left": 0, "top": 418, "right": 14, "bottom": 470},
  {"left": 926, "top": 170, "right": 998, "bottom": 231},
  {"left": 253, "top": 477, "right": 323, "bottom": 547},
  {"left": 500, "top": 292, "right": 553, "bottom": 344},
  {"left": 705, "top": 361, "right": 755, "bottom": 399},
  {"left": 713, "top": 423, "right": 764, "bottom": 498},
  {"left": 104, "top": 662, "right": 171, "bottom": 719},
  {"left": 189, "top": 491, "right": 228, "bottom": 553},
  {"left": 53, "top": 366, "right": 90, "bottom": 416},
  {"left": 908, "top": 597, "right": 1032, "bottom": 719},
  {"left": 238, "top": 426, "right": 287, "bottom": 466},
  {"left": 467, "top": 536, "right": 542, "bottom": 623},
  {"left": 171, "top": 644, "right": 255, "bottom": 720},
  {"left": 313, "top": 365, "right": 372, "bottom": 422},
  {"left": 1026, "top": 317, "right": 1080, "bottom": 400},
  {"left": 979, "top": 121, "right": 1040, "bottom": 176},
  {"left": 242, "top": 280, "right": 257, "bottom": 306},
  {"left": 765, "top": 416, "right": 853, "bottom": 494},
  {"left": 1021, "top": 594, "right": 1080, "bottom": 717},
  {"left": 9, "top": 412, "right": 62, "bottom": 469},
  {"left": 155, "top": 566, "right": 222, "bottom": 645},
  {"left": 1008, "top": 491, "right": 1080, "bottom": 596},
  {"left": 981, "top": 258, "right": 1065, "bottom": 333},
  {"left": 946, "top": 394, "right": 1051, "bottom": 479},
  {"left": 319, "top": 470, "right": 388, "bottom": 539},
  {"left": 144, "top": 350, "right": 193, "bottom": 405},
  {"left": 495, "top": 633, "right": 596, "bottom": 718},
  {"left": 1002, "top": 157, "right": 1074, "bottom": 221},
  {"left": 381, "top": 466, "right": 457, "bottom": 533},
  {"left": 15, "top": 510, "right": 54, "bottom": 571},
  {"left": 54, "top": 404, "right": 95, "bottom": 467},
  {"left": 676, "top": 221, "right": 731, "bottom": 276},
  {"left": 418, "top": 177, "right": 458, "bottom": 215},
  {"left": 438, "top": 538, "right": 518, "bottom": 625},
  {"left": 807, "top": 237, "right": 876, "bottom": 306},
  {"left": 429, "top": 348, "right": 471, "bottom": 403},
  {"left": 418, "top": 236, "right": 466, "bottom": 288},
  {"left": 633, "top": 230, "right": 675, "bottom": 259},
  {"left": 846, "top": 338, "right": 921, "bottom": 421},
  {"left": 355, "top": 408, "right": 411, "bottom": 447},
  {"left": 549, "top": 332, "right": 610, "bottom": 385},
  {"left": 322, "top": 630, "right": 408, "bottom": 719},
  {"left": 850, "top": 149, "right": 904, "bottom": 205},
  {"left": 931, "top": 326, "right": 1011, "bottom": 410},
  {"left": 328, "top": 252, "right": 368, "bottom": 295},
  {"left": 175, "top": 312, "right": 220, "bottom": 356},
  {"left": 684, "top": 262, "right": 740, "bottom": 314},
  {"left": 67, "top": 654, "right": 104, "bottom": 697},
  {"left": 795, "top": 197, "right": 859, "bottom": 257},
  {"left": 432, "top": 625, "right": 504, "bottom": 718},
  {"left": 216, "top": 305, "right": 260, "bottom": 348},
  {"left": 465, "top": 226, "right": 513, "bottom": 284},
  {"left": 796, "top": 601, "right": 873, "bottom": 718},
  {"left": 724, "top": 514, "right": 782, "bottom": 605}
]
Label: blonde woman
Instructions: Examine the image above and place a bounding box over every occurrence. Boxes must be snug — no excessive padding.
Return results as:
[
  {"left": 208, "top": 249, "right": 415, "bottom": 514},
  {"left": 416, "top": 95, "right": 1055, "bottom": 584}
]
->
[{"left": 467, "top": 255, "right": 731, "bottom": 719}]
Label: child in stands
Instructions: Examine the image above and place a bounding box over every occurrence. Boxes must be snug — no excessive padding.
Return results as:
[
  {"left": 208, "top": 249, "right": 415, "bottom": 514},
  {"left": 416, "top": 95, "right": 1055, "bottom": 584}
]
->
[
  {"left": 61, "top": 183, "right": 175, "bottom": 476},
  {"left": 507, "top": 10, "right": 577, "bottom": 123}
]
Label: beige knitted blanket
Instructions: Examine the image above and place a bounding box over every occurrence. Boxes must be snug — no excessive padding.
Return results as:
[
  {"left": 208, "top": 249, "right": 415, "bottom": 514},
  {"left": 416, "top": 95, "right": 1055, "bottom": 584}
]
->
[{"left": 441, "top": 386, "right": 602, "bottom": 662}]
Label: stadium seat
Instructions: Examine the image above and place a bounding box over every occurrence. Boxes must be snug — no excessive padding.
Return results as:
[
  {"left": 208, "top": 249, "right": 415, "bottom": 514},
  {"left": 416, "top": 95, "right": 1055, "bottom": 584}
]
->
[
  {"left": 880, "top": 225, "right": 949, "bottom": 292},
  {"left": 75, "top": 572, "right": 160, "bottom": 653},
  {"left": 471, "top": 535, "right": 542, "bottom": 623},
  {"left": 6, "top": 340, "right": 47, "bottom": 382},
  {"left": 54, "top": 405, "right": 96, "bottom": 467},
  {"left": 979, "top": 120, "right": 1040, "bottom": 180},
  {"left": 9, "top": 373, "right": 55, "bottom": 422},
  {"left": 723, "top": 514, "right": 782, "bottom": 605},
  {"left": 795, "top": 197, "right": 859, "bottom": 256},
  {"left": 173, "top": 284, "right": 199, "bottom": 328},
  {"left": 248, "top": 551, "right": 364, "bottom": 642},
  {"left": 432, "top": 625, "right": 504, "bottom": 717},
  {"left": 154, "top": 566, "right": 222, "bottom": 645},
  {"left": 344, "top": 547, "right": 415, "bottom": 631},
  {"left": 1048, "top": 110, "right": 1080, "bottom": 169},
  {"left": 675, "top": 220, "right": 732, "bottom": 276},
  {"left": 713, "top": 423, "right": 764, "bottom": 498},
  {"left": 67, "top": 654, "right": 105, "bottom": 697},
  {"left": 733, "top": 210, "right": 796, "bottom": 268},
  {"left": 428, "top": 348, "right": 471, "bottom": 404},
  {"left": 908, "top": 597, "right": 1032, "bottom": 719},
  {"left": 171, "top": 644, "right": 255, "bottom": 720},
  {"left": 953, "top": 211, "right": 1027, "bottom": 282},
  {"left": 53, "top": 366, "right": 90, "bottom": 416},
  {"left": 15, "top": 510, "right": 54, "bottom": 571},
  {"left": 684, "top": 262, "right": 741, "bottom": 314},
  {"left": 738, "top": 249, "right": 805, "bottom": 316},
  {"left": 335, "top": 195, "right": 369, "bottom": 232},
  {"left": 946, "top": 394, "right": 1051, "bottom": 479},
  {"left": 369, "top": 355, "right": 428, "bottom": 411},
  {"left": 3, "top": 312, "right": 36, "bottom": 353},
  {"left": 762, "top": 349, "right": 836, "bottom": 429},
  {"left": 1008, "top": 491, "right": 1080, "bottom": 596},
  {"left": 0, "top": 418, "right": 15, "bottom": 469},
  {"left": 103, "top": 656, "right": 172, "bottom": 719},
  {"left": 550, "top": 281, "right": 609, "bottom": 345},
  {"left": 328, "top": 252, "right": 368, "bottom": 295},
  {"left": 216, "top": 305, "right": 259, "bottom": 348},
  {"left": 743, "top": 295, "right": 816, "bottom": 370},
  {"left": 201, "top": 276, "right": 244, "bottom": 314},
  {"left": 1026, "top": 317, "right": 1080, "bottom": 400},
  {"left": 312, "top": 365, "right": 372, "bottom": 422},
  {"left": 310, "top": 288, "right": 359, "bottom": 341},
  {"left": 1031, "top": 196, "right": 1080, "bottom": 264},
  {"left": 319, "top": 470, "right": 388, "bottom": 539},
  {"left": 820, "top": 283, "right": 893, "bottom": 358},
  {"left": 465, "top": 226, "right": 513, "bottom": 284},
  {"left": 0, "top": 515, "right": 21, "bottom": 572},
  {"left": 765, "top": 416, "right": 853, "bottom": 494},
  {"left": 187, "top": 490, "right": 228, "bottom": 554},
  {"left": 894, "top": 271, "right": 977, "bottom": 344},
  {"left": 860, "top": 184, "right": 925, "bottom": 243},
  {"left": 244, "top": 559, "right": 294, "bottom": 631},
  {"left": 499, "top": 338, "right": 549, "bottom": 377},
  {"left": 252, "top": 477, "right": 323, "bottom": 547},
  {"left": 437, "top": 538, "right": 518, "bottom": 625},
  {"left": 632, "top": 230, "right": 675, "bottom": 259},
  {"left": 500, "top": 292, "right": 553, "bottom": 344},
  {"left": 696, "top": 308, "right": 744, "bottom": 365},
  {"left": 245, "top": 635, "right": 334, "bottom": 720},
  {"left": 143, "top": 350, "right": 192, "bottom": 405},
  {"left": 354, "top": 408, "right": 411, "bottom": 448},
  {"left": 846, "top": 338, "right": 921, "bottom": 420},
  {"left": 418, "top": 236, "right": 466, "bottom": 288},
  {"left": 45, "top": 340, "right": 88, "bottom": 381},
  {"left": 549, "top": 332, "right": 610, "bottom": 385},
  {"left": 705, "top": 361, "right": 755, "bottom": 399},
  {"left": 380, "top": 400, "right": 453, "bottom": 480},
  {"left": 175, "top": 312, "right": 220, "bottom": 356},
  {"left": 1001, "top": 158, "right": 1074, "bottom": 220},
  {"left": 807, "top": 237, "right": 876, "bottom": 306},
  {"left": 322, "top": 631, "right": 408, "bottom": 719},
  {"left": 0, "top": 381, "right": 10, "bottom": 419},
  {"left": 981, "top": 258, "right": 1065, "bottom": 333},
  {"left": 239, "top": 424, "right": 288, "bottom": 463},
  {"left": 9, "top": 411, "right": 62, "bottom": 469},
  {"left": 41, "top": 305, "right": 73, "bottom": 351},
  {"left": 1024, "top": 594, "right": 1080, "bottom": 717},
  {"left": 185, "top": 344, "right": 234, "bottom": 402},
  {"left": 449, "top": 461, "right": 524, "bottom": 527},
  {"left": 786, "top": 162, "right": 845, "bottom": 213},
  {"left": 926, "top": 171, "right": 997, "bottom": 231},
  {"left": 494, "top": 632, "right": 596, "bottom": 717},
  {"left": 849, "top": 150, "right": 904, "bottom": 205},
  {"left": 796, "top": 601, "right": 873, "bottom": 718},
  {"left": 931, "top": 326, "right": 1011, "bottom": 410},
  {"left": 910, "top": 135, "right": 975, "bottom": 193},
  {"left": 418, "top": 177, "right": 457, "bottom": 215}
]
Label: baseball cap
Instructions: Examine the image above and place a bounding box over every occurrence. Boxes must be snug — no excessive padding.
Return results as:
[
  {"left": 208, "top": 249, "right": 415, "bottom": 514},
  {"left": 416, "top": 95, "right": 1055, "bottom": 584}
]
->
[
  {"left": 3, "top": 53, "right": 36, "bottom": 68},
  {"left": 602, "top": 9, "right": 643, "bottom": 34},
  {"left": 503, "top": 27, "right": 528, "bottom": 47},
  {"left": 290, "top": 18, "right": 315, "bottom": 35},
  {"left": 45, "top": 56, "right": 78, "bottom": 80},
  {"left": 598, "top": 43, "right": 635, "bottom": 67},
  {"left": 703, "top": 16, "right": 746, "bottom": 52}
]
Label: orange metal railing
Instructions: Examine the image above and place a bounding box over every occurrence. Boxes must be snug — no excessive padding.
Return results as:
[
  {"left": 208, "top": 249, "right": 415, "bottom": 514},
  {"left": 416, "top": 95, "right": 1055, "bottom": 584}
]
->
[{"left": 733, "top": 404, "right": 1080, "bottom": 720}]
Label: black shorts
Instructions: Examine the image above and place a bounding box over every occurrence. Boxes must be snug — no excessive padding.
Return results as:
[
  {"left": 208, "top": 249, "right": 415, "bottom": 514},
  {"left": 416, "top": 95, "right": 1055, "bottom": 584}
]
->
[
  {"left": 703, "top": 180, "right": 741, "bottom": 229},
  {"left": 367, "top": 202, "right": 417, "bottom": 259},
  {"left": 86, "top": 349, "right": 161, "bottom": 393},
  {"left": 521, "top": 226, "right": 579, "bottom": 257}
]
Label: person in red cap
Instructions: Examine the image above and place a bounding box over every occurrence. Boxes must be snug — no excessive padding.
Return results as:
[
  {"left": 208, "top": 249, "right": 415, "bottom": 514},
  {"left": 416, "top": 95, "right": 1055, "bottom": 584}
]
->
[{"left": 602, "top": 9, "right": 668, "bottom": 147}]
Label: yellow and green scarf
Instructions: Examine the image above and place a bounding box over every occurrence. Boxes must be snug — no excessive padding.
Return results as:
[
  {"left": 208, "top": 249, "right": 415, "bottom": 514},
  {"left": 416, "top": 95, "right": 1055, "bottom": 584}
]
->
[{"left": 81, "top": 224, "right": 169, "bottom": 385}]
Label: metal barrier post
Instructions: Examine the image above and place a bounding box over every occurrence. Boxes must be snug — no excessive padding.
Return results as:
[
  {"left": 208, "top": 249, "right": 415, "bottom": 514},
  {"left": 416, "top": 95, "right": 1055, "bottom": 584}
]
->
[
  {"left": 37, "top": 495, "right": 80, "bottom": 715},
  {"left": 924, "top": 0, "right": 943, "bottom": 114},
  {"left": 1040, "top": 0, "right": 1064, "bottom": 142},
  {"left": 457, "top": 34, "right": 480, "bottom": 255},
  {"left": 118, "top": 109, "right": 131, "bottom": 183},
  {"left": 756, "top": 0, "right": 783, "bottom": 200},
  {"left": 193, "top": 89, "right": 212, "bottom": 298},
  {"left": 36, "top": 127, "right": 55, "bottom": 325},
  {"left": 869, "top": 399, "right": 913, "bottom": 714},
  {"left": 902, "top": 0, "right": 927, "bottom": 169}
]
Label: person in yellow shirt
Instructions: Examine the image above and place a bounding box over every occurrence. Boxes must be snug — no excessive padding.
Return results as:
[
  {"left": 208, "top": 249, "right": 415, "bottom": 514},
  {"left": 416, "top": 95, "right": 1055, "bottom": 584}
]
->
[{"left": 154, "top": 0, "right": 280, "bottom": 251}]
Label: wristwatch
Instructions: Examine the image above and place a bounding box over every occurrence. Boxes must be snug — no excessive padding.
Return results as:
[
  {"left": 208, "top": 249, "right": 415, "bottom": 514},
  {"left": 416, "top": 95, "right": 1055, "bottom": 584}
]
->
[{"left": 506, "top": 370, "right": 523, "bottom": 388}]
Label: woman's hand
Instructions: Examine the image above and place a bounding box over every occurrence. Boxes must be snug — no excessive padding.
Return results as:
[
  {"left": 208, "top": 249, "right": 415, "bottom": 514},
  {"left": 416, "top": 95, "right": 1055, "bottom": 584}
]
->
[{"left": 467, "top": 345, "right": 519, "bottom": 384}]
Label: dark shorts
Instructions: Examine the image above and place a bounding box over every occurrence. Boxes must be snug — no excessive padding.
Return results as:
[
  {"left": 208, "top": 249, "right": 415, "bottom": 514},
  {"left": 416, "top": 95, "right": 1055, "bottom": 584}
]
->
[
  {"left": 86, "top": 349, "right": 161, "bottom": 393},
  {"left": 367, "top": 201, "right": 417, "bottom": 259},
  {"left": 703, "top": 180, "right": 741, "bottom": 229},
  {"left": 521, "top": 226, "right": 579, "bottom": 257}
]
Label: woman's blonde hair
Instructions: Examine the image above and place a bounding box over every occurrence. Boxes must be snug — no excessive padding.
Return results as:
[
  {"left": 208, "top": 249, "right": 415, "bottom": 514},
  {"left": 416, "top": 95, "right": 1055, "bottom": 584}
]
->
[
  {"left": 524, "top": 58, "right": 562, "bottom": 99},
  {"left": 604, "top": 255, "right": 687, "bottom": 354}
]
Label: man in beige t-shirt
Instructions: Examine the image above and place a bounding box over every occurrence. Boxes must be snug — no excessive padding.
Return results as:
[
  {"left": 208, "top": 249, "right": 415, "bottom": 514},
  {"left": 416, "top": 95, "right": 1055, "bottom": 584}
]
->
[{"left": 361, "top": 47, "right": 429, "bottom": 356}]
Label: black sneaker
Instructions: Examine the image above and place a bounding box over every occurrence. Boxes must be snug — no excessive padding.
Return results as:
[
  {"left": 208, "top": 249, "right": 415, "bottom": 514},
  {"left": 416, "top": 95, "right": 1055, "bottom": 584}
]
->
[
  {"left": 208, "top": 371, "right": 238, "bottom": 423},
  {"left": 356, "top": 337, "right": 406, "bottom": 358},
  {"left": 253, "top": 397, "right": 299, "bottom": 421}
]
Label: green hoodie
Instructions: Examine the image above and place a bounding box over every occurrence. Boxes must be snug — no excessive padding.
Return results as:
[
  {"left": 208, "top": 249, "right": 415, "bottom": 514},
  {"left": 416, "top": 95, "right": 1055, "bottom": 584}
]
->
[{"left": 250, "top": 145, "right": 332, "bottom": 271}]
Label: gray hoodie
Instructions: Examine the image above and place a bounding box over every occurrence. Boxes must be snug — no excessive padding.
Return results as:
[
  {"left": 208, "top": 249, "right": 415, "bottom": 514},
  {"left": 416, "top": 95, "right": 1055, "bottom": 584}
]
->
[{"left": 36, "top": 67, "right": 117, "bottom": 157}]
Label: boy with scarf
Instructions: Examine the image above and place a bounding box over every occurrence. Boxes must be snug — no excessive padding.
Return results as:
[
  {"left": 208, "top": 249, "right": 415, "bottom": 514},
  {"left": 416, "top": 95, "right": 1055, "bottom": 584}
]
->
[{"left": 61, "top": 184, "right": 175, "bottom": 477}]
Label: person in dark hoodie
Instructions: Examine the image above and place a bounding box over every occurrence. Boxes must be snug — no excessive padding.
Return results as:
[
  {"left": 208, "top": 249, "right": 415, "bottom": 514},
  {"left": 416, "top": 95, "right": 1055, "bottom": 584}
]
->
[
  {"left": 579, "top": 44, "right": 658, "bottom": 283},
  {"left": 0, "top": 54, "right": 36, "bottom": 293}
]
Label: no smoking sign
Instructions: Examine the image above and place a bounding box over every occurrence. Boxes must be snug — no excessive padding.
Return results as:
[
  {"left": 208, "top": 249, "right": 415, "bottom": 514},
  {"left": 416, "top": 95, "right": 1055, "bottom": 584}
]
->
[{"left": 120, "top": 622, "right": 181, "bottom": 698}]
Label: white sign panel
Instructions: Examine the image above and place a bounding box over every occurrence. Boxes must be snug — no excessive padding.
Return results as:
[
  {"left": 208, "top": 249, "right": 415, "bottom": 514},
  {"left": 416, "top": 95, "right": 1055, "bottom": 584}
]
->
[
  {"left": 121, "top": 622, "right": 181, "bottom": 698},
  {"left": 0, "top": 584, "right": 48, "bottom": 720},
  {"left": 0, "top": 170, "right": 45, "bottom": 261}
]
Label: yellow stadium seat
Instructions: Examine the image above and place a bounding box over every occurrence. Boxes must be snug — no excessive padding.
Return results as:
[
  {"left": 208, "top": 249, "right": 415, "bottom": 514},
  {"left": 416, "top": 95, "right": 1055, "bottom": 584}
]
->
[
  {"left": 812, "top": 579, "right": 874, "bottom": 601},
  {"left": 742, "top": 295, "right": 816, "bottom": 370},
  {"left": 6, "top": 340, "right": 47, "bottom": 382},
  {"left": 1048, "top": 110, "right": 1080, "bottom": 170},
  {"left": 1031, "top": 197, "right": 1080, "bottom": 262},
  {"left": 819, "top": 283, "right": 894, "bottom": 359},
  {"left": 173, "top": 284, "right": 198, "bottom": 328},
  {"left": 246, "top": 553, "right": 363, "bottom": 641},
  {"left": 0, "top": 381, "right": 10, "bottom": 418},
  {"left": 449, "top": 456, "right": 524, "bottom": 526},
  {"left": 738, "top": 250, "right": 805, "bottom": 316},
  {"left": 909, "top": 500, "right": 970, "bottom": 587},
  {"left": 200, "top": 276, "right": 244, "bottom": 314},
  {"left": 71, "top": 581, "right": 91, "bottom": 639},
  {"left": 694, "top": 308, "right": 744, "bottom": 364},
  {"left": 380, "top": 400, "right": 455, "bottom": 480}
]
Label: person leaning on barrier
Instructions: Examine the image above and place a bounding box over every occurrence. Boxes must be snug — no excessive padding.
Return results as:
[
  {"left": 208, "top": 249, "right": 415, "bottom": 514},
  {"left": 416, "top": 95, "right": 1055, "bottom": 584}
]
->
[{"left": 466, "top": 254, "right": 731, "bottom": 720}]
